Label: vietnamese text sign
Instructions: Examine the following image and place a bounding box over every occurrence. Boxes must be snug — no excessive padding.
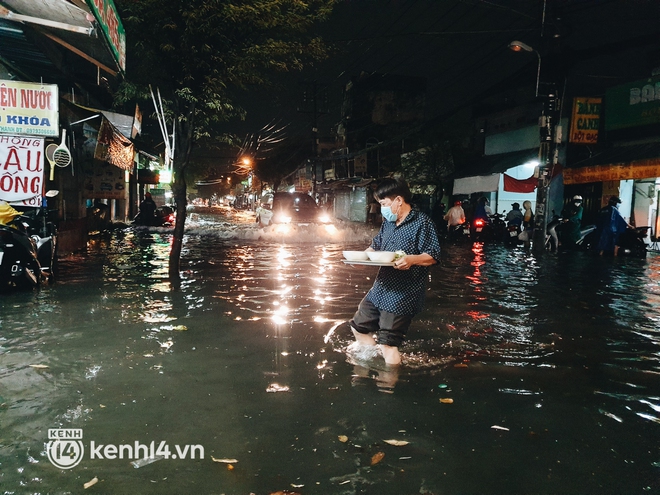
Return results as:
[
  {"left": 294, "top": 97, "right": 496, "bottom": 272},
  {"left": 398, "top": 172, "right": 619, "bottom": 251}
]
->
[
  {"left": 0, "top": 135, "right": 44, "bottom": 202},
  {"left": 85, "top": 0, "right": 126, "bottom": 71},
  {"left": 605, "top": 76, "right": 660, "bottom": 131},
  {"left": 0, "top": 81, "right": 59, "bottom": 136},
  {"left": 564, "top": 158, "right": 660, "bottom": 184},
  {"left": 569, "top": 97, "right": 601, "bottom": 144}
]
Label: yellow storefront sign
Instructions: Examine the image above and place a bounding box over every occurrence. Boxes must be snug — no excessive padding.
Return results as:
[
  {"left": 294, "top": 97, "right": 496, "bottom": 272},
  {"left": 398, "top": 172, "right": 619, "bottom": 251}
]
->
[
  {"left": 569, "top": 97, "right": 601, "bottom": 144},
  {"left": 564, "top": 158, "right": 660, "bottom": 184}
]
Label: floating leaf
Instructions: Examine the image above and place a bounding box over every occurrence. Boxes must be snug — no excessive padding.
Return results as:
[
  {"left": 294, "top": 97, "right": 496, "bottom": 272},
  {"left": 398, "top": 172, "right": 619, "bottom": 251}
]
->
[
  {"left": 83, "top": 477, "right": 98, "bottom": 489},
  {"left": 226, "top": 464, "right": 234, "bottom": 471},
  {"left": 338, "top": 435, "right": 348, "bottom": 443},
  {"left": 439, "top": 398, "right": 454, "bottom": 404},
  {"left": 370, "top": 451, "right": 385, "bottom": 465},
  {"left": 383, "top": 439, "right": 409, "bottom": 446},
  {"left": 211, "top": 456, "right": 238, "bottom": 463},
  {"left": 29, "top": 364, "right": 49, "bottom": 369}
]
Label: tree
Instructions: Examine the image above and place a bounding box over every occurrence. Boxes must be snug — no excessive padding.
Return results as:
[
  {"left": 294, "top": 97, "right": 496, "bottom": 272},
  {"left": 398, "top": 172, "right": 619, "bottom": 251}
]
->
[{"left": 114, "top": 0, "right": 335, "bottom": 280}]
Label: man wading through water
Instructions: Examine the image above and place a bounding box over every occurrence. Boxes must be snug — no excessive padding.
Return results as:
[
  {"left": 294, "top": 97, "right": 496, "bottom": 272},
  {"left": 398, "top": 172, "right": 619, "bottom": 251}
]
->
[{"left": 349, "top": 177, "right": 441, "bottom": 366}]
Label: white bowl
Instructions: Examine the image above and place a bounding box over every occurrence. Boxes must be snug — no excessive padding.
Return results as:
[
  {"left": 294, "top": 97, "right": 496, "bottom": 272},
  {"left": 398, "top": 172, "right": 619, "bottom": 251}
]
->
[
  {"left": 367, "top": 251, "right": 396, "bottom": 263},
  {"left": 343, "top": 250, "right": 369, "bottom": 261}
]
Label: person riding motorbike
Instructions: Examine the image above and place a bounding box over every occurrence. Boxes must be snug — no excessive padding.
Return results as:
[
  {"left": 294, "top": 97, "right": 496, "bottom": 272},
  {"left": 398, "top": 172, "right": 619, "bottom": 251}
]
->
[
  {"left": 559, "top": 195, "right": 584, "bottom": 249},
  {"left": 505, "top": 202, "right": 523, "bottom": 227},
  {"left": 444, "top": 200, "right": 466, "bottom": 227},
  {"left": 136, "top": 192, "right": 158, "bottom": 226},
  {"left": 473, "top": 197, "right": 492, "bottom": 223}
]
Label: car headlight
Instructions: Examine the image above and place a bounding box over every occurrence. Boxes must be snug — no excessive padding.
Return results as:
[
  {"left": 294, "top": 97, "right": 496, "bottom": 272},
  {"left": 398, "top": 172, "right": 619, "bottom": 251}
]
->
[
  {"left": 318, "top": 214, "right": 331, "bottom": 223},
  {"left": 273, "top": 214, "right": 291, "bottom": 224}
]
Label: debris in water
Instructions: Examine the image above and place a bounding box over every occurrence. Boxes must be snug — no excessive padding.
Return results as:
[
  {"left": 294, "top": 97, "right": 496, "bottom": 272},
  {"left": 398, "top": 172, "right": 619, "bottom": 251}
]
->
[
  {"left": 439, "top": 398, "right": 454, "bottom": 404},
  {"left": 131, "top": 455, "right": 165, "bottom": 468},
  {"left": 172, "top": 325, "right": 188, "bottom": 331},
  {"left": 383, "top": 439, "right": 409, "bottom": 446},
  {"left": 370, "top": 451, "right": 385, "bottom": 465},
  {"left": 83, "top": 476, "right": 98, "bottom": 489},
  {"left": 338, "top": 435, "right": 349, "bottom": 443},
  {"left": 491, "top": 425, "right": 509, "bottom": 431},
  {"left": 599, "top": 410, "right": 623, "bottom": 423},
  {"left": 211, "top": 456, "right": 239, "bottom": 463},
  {"left": 454, "top": 363, "right": 468, "bottom": 368},
  {"left": 266, "top": 383, "right": 290, "bottom": 393},
  {"left": 438, "top": 384, "right": 448, "bottom": 389},
  {"left": 29, "top": 364, "right": 49, "bottom": 369}
]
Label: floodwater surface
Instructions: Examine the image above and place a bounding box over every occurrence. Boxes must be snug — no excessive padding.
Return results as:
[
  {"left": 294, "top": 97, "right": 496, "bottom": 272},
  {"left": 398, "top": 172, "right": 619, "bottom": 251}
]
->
[{"left": 0, "top": 210, "right": 659, "bottom": 494}]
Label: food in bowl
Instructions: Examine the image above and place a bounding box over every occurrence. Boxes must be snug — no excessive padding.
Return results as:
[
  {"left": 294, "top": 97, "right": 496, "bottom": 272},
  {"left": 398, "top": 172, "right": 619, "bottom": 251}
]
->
[
  {"left": 343, "top": 250, "right": 369, "bottom": 261},
  {"left": 366, "top": 251, "right": 396, "bottom": 263}
]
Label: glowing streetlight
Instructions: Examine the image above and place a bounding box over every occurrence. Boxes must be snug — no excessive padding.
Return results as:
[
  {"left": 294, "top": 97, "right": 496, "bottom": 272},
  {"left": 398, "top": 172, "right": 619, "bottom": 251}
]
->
[{"left": 508, "top": 40, "right": 541, "bottom": 98}]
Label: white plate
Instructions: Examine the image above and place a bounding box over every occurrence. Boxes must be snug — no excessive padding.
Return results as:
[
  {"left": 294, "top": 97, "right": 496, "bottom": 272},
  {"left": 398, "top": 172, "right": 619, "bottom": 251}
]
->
[{"left": 343, "top": 260, "right": 396, "bottom": 267}]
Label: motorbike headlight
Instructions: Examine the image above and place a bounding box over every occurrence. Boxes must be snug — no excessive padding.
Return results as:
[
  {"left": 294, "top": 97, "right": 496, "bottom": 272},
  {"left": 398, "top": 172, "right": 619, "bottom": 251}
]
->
[{"left": 318, "top": 214, "right": 331, "bottom": 224}]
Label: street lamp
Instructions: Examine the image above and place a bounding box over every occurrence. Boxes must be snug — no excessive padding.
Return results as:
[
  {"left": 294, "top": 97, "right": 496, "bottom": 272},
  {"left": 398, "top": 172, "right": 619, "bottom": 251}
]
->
[
  {"left": 508, "top": 40, "right": 541, "bottom": 98},
  {"left": 509, "top": 40, "right": 558, "bottom": 254}
]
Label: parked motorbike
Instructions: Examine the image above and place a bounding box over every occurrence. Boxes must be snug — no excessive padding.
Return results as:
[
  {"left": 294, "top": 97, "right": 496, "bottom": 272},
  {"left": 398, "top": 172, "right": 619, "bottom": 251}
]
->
[
  {"left": 0, "top": 196, "right": 58, "bottom": 289},
  {"left": 546, "top": 215, "right": 597, "bottom": 252},
  {"left": 616, "top": 226, "right": 649, "bottom": 257}
]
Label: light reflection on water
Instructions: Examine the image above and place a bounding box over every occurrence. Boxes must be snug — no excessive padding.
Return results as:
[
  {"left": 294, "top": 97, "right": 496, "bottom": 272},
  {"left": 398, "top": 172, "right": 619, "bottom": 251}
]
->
[{"left": 0, "top": 217, "right": 659, "bottom": 493}]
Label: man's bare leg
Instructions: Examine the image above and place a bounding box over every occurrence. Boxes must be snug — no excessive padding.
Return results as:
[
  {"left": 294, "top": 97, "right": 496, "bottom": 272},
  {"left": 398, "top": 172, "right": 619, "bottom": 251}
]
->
[
  {"left": 351, "top": 327, "right": 377, "bottom": 346},
  {"left": 379, "top": 344, "right": 401, "bottom": 366}
]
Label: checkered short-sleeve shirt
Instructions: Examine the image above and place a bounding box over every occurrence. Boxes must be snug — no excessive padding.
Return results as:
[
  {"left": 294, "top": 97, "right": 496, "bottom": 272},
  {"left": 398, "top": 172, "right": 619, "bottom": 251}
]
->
[{"left": 366, "top": 209, "right": 441, "bottom": 315}]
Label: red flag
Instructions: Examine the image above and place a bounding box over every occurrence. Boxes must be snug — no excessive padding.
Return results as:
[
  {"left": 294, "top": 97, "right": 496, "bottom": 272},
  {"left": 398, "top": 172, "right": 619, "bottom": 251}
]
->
[{"left": 503, "top": 174, "right": 537, "bottom": 193}]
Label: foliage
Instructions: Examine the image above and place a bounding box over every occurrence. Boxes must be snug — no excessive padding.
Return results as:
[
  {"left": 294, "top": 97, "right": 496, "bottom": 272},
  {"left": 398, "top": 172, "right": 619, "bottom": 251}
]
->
[{"left": 113, "top": 0, "right": 336, "bottom": 278}]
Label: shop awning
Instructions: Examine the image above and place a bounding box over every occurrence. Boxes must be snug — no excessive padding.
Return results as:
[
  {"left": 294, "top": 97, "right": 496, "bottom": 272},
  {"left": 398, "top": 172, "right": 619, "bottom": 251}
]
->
[
  {"left": 454, "top": 148, "right": 540, "bottom": 178},
  {"left": 564, "top": 142, "right": 660, "bottom": 184},
  {"left": 451, "top": 148, "right": 540, "bottom": 195}
]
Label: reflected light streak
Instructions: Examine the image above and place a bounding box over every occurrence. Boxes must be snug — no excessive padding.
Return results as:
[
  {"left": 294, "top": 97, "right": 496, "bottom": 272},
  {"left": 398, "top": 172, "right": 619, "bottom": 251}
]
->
[{"left": 466, "top": 310, "right": 490, "bottom": 320}]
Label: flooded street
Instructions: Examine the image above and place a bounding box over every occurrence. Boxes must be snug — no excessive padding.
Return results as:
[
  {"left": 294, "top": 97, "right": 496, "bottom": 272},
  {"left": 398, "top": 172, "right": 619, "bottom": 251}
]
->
[{"left": 1, "top": 210, "right": 659, "bottom": 494}]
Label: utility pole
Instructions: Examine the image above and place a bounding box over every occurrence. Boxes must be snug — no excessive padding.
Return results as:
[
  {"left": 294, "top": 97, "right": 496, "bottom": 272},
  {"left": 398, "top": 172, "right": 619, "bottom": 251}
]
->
[
  {"left": 298, "top": 80, "right": 328, "bottom": 195},
  {"left": 532, "top": 87, "right": 560, "bottom": 253}
]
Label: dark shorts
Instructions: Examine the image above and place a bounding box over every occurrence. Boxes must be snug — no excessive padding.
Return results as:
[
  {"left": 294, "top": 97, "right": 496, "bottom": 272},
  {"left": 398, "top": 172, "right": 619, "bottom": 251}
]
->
[{"left": 349, "top": 297, "right": 413, "bottom": 347}]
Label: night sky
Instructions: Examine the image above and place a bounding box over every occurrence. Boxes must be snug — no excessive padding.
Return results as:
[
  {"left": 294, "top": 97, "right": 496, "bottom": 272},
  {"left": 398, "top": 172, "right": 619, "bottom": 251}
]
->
[{"left": 234, "top": 0, "right": 660, "bottom": 143}]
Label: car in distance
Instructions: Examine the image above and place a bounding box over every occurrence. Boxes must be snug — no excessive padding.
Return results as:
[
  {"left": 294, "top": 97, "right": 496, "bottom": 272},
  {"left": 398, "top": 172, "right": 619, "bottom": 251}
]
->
[{"left": 256, "top": 192, "right": 331, "bottom": 226}]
